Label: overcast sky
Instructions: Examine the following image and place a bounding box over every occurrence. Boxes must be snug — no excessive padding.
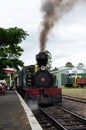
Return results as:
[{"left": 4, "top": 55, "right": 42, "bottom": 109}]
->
[{"left": 0, "top": 0, "right": 86, "bottom": 68}]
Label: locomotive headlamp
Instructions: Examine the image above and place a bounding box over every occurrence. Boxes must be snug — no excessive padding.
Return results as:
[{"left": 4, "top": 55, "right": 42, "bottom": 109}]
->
[{"left": 41, "top": 66, "right": 46, "bottom": 70}]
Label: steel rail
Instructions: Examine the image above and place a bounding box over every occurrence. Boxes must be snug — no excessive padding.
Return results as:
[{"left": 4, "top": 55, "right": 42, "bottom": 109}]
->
[
  {"left": 40, "top": 106, "right": 86, "bottom": 130},
  {"left": 40, "top": 107, "right": 68, "bottom": 130},
  {"left": 60, "top": 107, "right": 86, "bottom": 124},
  {"left": 62, "top": 95, "right": 86, "bottom": 104}
]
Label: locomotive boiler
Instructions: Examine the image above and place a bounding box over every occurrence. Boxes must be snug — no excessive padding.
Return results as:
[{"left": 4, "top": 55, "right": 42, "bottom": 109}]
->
[
  {"left": 16, "top": 52, "right": 62, "bottom": 105},
  {"left": 33, "top": 52, "right": 54, "bottom": 88}
]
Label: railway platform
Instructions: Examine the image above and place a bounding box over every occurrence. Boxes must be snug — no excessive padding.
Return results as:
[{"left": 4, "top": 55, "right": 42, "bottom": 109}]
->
[{"left": 0, "top": 91, "right": 43, "bottom": 130}]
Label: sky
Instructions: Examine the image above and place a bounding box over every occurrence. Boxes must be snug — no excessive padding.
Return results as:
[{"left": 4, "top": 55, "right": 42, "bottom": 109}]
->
[{"left": 0, "top": 0, "right": 86, "bottom": 68}]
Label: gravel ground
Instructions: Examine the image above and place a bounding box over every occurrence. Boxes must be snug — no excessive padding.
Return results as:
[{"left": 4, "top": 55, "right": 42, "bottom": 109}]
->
[
  {"left": 0, "top": 91, "right": 31, "bottom": 130},
  {"left": 62, "top": 98, "right": 86, "bottom": 119}
]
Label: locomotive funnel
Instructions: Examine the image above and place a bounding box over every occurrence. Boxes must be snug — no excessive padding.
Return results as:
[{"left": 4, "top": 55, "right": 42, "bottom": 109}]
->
[{"left": 36, "top": 52, "right": 48, "bottom": 67}]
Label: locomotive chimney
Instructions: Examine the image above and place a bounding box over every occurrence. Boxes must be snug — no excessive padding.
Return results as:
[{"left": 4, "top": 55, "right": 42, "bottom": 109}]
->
[{"left": 36, "top": 52, "right": 48, "bottom": 67}]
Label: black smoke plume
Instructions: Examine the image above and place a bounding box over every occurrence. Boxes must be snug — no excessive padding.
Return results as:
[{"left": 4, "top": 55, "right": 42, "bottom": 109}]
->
[{"left": 39, "top": 0, "right": 85, "bottom": 52}]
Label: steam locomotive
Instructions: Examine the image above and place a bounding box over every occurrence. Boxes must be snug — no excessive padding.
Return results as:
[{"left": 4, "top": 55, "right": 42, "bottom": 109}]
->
[{"left": 16, "top": 52, "right": 62, "bottom": 104}]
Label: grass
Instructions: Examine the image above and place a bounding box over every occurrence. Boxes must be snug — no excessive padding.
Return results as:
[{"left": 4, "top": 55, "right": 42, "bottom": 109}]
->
[{"left": 62, "top": 88, "right": 86, "bottom": 99}]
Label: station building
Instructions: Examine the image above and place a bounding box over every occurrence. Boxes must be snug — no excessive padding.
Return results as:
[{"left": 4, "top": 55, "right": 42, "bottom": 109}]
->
[{"left": 51, "top": 67, "right": 86, "bottom": 88}]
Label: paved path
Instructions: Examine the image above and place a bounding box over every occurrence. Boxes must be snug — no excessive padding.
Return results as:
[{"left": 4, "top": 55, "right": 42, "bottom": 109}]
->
[{"left": 0, "top": 91, "right": 32, "bottom": 130}]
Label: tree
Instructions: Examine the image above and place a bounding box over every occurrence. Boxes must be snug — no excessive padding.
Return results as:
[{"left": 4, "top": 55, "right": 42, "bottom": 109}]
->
[
  {"left": 51, "top": 67, "right": 58, "bottom": 71},
  {"left": 44, "top": 50, "right": 52, "bottom": 70},
  {"left": 77, "top": 63, "right": 85, "bottom": 68},
  {"left": 65, "top": 62, "right": 74, "bottom": 67},
  {"left": 0, "top": 27, "right": 29, "bottom": 79}
]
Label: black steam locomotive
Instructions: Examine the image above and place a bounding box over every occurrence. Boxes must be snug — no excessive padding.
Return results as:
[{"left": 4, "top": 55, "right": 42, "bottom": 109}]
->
[{"left": 16, "top": 52, "right": 62, "bottom": 104}]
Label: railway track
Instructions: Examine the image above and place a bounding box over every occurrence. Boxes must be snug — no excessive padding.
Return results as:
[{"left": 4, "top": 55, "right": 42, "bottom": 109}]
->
[
  {"left": 33, "top": 108, "right": 59, "bottom": 130},
  {"left": 33, "top": 105, "right": 86, "bottom": 130},
  {"left": 62, "top": 95, "right": 86, "bottom": 104}
]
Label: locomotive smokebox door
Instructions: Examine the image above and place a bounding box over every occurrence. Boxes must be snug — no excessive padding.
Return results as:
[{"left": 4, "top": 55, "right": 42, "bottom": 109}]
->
[
  {"left": 36, "top": 52, "right": 48, "bottom": 67},
  {"left": 33, "top": 70, "right": 54, "bottom": 88}
]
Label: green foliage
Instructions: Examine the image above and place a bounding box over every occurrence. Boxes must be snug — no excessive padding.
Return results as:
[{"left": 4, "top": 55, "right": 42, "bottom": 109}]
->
[
  {"left": 65, "top": 62, "right": 74, "bottom": 67},
  {"left": 0, "top": 70, "right": 6, "bottom": 79},
  {"left": 77, "top": 63, "right": 85, "bottom": 68},
  {"left": 0, "top": 28, "right": 7, "bottom": 45},
  {"left": 51, "top": 67, "right": 58, "bottom": 71},
  {"left": 0, "top": 27, "right": 29, "bottom": 79},
  {"left": 0, "top": 27, "right": 28, "bottom": 46},
  {"left": 44, "top": 50, "right": 52, "bottom": 70},
  {"left": 5, "top": 45, "right": 24, "bottom": 59}
]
